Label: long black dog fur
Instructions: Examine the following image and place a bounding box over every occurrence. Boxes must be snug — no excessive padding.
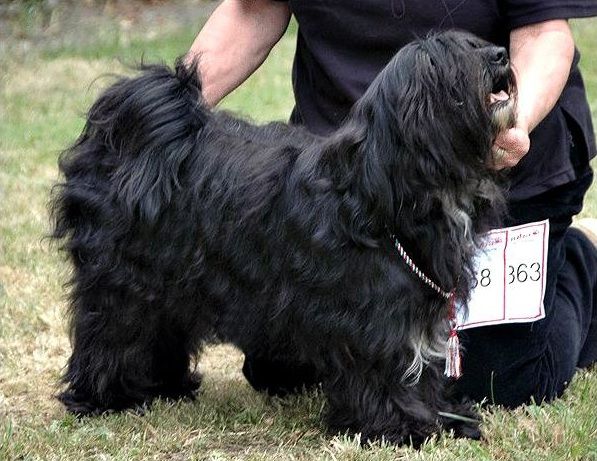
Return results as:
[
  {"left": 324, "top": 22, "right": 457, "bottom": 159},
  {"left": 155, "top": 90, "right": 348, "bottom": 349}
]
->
[{"left": 51, "top": 31, "right": 515, "bottom": 445}]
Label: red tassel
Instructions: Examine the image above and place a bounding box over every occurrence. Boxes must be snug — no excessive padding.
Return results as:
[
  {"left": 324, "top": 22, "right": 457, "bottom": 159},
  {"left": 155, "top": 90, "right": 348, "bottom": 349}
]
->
[
  {"left": 445, "top": 329, "right": 462, "bottom": 378},
  {"left": 444, "top": 293, "right": 462, "bottom": 379}
]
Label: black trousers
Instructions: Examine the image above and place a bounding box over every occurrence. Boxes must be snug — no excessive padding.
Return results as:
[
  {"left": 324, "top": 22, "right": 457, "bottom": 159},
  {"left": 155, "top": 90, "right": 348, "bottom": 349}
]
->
[{"left": 242, "top": 169, "right": 597, "bottom": 407}]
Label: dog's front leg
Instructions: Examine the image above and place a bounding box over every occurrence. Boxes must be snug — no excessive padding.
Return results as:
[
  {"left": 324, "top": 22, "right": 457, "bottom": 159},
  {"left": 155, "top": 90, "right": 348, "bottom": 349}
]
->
[
  {"left": 323, "top": 360, "right": 480, "bottom": 446},
  {"left": 323, "top": 364, "right": 441, "bottom": 446}
]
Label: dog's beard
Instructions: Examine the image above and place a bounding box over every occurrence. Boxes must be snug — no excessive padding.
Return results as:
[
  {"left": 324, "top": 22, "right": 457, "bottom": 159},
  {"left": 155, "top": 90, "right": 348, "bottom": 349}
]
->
[
  {"left": 488, "top": 68, "right": 517, "bottom": 132},
  {"left": 490, "top": 96, "right": 516, "bottom": 133}
]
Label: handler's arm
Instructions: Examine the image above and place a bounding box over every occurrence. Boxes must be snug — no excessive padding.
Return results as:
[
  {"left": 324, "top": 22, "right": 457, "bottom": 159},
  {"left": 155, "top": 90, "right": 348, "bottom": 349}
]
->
[
  {"left": 493, "top": 19, "right": 575, "bottom": 169},
  {"left": 187, "top": 0, "right": 291, "bottom": 107}
]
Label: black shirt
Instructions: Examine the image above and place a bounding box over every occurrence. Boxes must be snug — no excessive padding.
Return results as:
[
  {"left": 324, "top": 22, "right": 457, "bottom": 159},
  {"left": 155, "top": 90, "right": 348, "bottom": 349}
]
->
[{"left": 276, "top": 0, "right": 597, "bottom": 200}]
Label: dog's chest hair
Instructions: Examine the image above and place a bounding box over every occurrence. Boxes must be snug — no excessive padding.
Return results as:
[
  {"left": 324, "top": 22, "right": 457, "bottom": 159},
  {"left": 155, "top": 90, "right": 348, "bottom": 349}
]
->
[
  {"left": 401, "top": 196, "right": 476, "bottom": 384},
  {"left": 441, "top": 194, "right": 474, "bottom": 244},
  {"left": 403, "top": 330, "right": 446, "bottom": 385}
]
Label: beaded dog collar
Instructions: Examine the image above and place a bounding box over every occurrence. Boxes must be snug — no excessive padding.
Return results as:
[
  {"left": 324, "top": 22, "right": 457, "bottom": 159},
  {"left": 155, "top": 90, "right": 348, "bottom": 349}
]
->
[{"left": 389, "top": 233, "right": 462, "bottom": 378}]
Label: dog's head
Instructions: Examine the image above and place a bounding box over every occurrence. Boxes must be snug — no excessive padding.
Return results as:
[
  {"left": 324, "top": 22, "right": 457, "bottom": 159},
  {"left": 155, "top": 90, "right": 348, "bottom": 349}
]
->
[
  {"left": 352, "top": 30, "right": 516, "bottom": 173},
  {"left": 343, "top": 31, "right": 514, "bottom": 222},
  {"left": 335, "top": 31, "right": 513, "bottom": 259},
  {"left": 412, "top": 29, "right": 516, "bottom": 134},
  {"left": 451, "top": 31, "right": 517, "bottom": 135}
]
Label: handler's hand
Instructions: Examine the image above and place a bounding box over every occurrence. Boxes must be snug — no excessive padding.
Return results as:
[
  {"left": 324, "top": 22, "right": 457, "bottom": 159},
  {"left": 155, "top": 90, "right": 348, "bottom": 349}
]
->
[{"left": 491, "top": 124, "right": 530, "bottom": 170}]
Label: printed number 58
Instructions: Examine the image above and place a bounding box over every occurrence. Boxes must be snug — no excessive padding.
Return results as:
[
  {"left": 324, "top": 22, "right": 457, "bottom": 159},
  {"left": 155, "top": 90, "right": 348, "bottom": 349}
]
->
[{"left": 472, "top": 268, "right": 491, "bottom": 288}]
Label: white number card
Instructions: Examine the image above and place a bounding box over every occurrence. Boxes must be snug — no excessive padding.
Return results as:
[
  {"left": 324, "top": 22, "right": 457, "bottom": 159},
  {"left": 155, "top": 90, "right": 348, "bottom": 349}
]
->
[{"left": 456, "top": 219, "right": 549, "bottom": 330}]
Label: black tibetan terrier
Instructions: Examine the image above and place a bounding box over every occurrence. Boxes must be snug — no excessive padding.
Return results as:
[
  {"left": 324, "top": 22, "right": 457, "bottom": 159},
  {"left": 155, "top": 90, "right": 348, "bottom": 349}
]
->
[{"left": 52, "top": 31, "right": 515, "bottom": 445}]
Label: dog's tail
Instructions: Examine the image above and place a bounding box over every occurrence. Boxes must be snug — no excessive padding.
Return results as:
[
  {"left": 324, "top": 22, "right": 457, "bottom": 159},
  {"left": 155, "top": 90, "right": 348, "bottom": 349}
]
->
[
  {"left": 52, "top": 57, "right": 207, "bottom": 243},
  {"left": 57, "top": 58, "right": 209, "bottom": 233}
]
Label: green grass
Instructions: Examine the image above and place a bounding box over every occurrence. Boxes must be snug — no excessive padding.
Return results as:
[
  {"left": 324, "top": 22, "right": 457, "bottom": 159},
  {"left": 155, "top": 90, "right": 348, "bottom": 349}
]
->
[
  {"left": 1, "top": 14, "right": 597, "bottom": 461},
  {"left": 572, "top": 19, "right": 597, "bottom": 217}
]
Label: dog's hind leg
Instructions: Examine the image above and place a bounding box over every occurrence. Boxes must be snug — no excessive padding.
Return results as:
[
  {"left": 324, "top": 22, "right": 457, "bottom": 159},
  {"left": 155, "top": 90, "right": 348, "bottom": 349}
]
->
[
  {"left": 58, "top": 274, "right": 202, "bottom": 416},
  {"left": 140, "top": 328, "right": 202, "bottom": 406},
  {"left": 242, "top": 349, "right": 319, "bottom": 397},
  {"left": 58, "top": 288, "right": 157, "bottom": 415},
  {"left": 52, "top": 60, "right": 211, "bottom": 415}
]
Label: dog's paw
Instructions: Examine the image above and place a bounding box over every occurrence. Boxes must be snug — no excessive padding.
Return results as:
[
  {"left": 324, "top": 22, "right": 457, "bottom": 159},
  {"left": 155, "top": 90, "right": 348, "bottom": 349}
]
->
[
  {"left": 450, "top": 419, "right": 482, "bottom": 440},
  {"left": 439, "top": 410, "right": 482, "bottom": 440},
  {"left": 57, "top": 390, "right": 110, "bottom": 417},
  {"left": 158, "top": 371, "right": 202, "bottom": 401}
]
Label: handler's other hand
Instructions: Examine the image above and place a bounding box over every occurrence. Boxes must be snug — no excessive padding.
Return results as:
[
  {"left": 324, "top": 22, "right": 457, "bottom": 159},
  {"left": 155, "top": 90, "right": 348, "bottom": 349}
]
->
[{"left": 491, "top": 125, "right": 530, "bottom": 170}]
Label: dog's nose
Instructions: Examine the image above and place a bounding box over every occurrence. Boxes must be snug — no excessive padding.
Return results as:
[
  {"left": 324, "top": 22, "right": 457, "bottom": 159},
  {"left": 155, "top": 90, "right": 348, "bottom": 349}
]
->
[{"left": 489, "top": 46, "right": 508, "bottom": 65}]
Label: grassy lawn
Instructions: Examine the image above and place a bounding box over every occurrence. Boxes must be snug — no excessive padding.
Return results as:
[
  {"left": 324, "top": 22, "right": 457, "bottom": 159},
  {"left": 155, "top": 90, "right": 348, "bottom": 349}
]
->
[{"left": 1, "top": 10, "right": 597, "bottom": 461}]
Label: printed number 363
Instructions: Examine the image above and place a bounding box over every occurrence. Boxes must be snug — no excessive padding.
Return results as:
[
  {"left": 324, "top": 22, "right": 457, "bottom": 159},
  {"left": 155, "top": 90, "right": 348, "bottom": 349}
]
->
[{"left": 507, "top": 262, "right": 541, "bottom": 284}]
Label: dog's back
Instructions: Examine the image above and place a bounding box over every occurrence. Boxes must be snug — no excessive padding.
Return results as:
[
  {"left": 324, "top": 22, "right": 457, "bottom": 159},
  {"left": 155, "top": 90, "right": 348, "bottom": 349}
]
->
[{"left": 53, "top": 60, "right": 307, "bottom": 272}]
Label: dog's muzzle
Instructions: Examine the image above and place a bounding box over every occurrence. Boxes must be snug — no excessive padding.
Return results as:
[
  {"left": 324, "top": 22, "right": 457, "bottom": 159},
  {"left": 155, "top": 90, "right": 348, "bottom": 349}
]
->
[{"left": 488, "top": 62, "right": 516, "bottom": 133}]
